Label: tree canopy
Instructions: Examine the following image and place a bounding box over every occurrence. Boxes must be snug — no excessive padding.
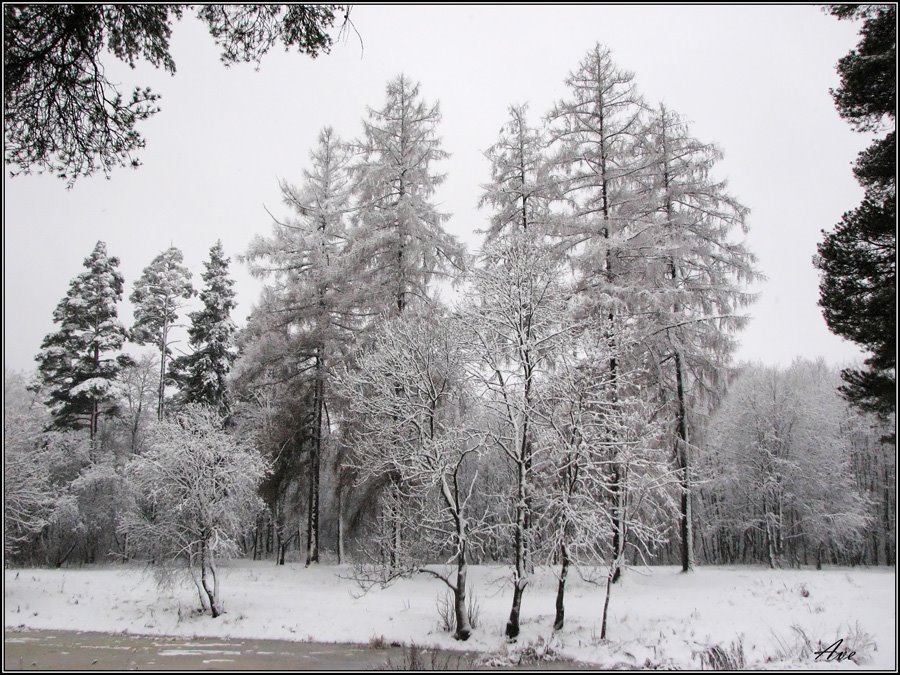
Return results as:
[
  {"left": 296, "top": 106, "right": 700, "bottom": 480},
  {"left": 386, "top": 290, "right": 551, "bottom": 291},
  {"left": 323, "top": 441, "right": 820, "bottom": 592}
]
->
[
  {"left": 814, "top": 4, "right": 896, "bottom": 421},
  {"left": 3, "top": 4, "right": 349, "bottom": 185}
]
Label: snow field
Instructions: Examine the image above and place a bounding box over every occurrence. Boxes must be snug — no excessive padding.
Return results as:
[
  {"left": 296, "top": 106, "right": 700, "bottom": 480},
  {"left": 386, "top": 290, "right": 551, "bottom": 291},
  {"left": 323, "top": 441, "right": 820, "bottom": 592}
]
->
[{"left": 4, "top": 561, "right": 895, "bottom": 669}]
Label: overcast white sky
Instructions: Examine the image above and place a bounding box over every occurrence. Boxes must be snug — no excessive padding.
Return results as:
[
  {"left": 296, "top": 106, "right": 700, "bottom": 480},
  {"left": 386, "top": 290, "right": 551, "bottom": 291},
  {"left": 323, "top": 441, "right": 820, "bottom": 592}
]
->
[{"left": 4, "top": 5, "right": 870, "bottom": 374}]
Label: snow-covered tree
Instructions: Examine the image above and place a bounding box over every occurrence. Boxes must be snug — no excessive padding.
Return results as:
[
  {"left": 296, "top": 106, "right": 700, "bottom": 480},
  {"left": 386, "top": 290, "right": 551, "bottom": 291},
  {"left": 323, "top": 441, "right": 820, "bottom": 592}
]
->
[
  {"left": 546, "top": 42, "right": 648, "bottom": 288},
  {"left": 115, "top": 353, "right": 158, "bottom": 455},
  {"left": 533, "top": 328, "right": 672, "bottom": 636},
  {"left": 123, "top": 405, "right": 267, "bottom": 617},
  {"left": 844, "top": 409, "right": 896, "bottom": 565},
  {"left": 336, "top": 311, "right": 482, "bottom": 640},
  {"left": 349, "top": 74, "right": 463, "bottom": 316},
  {"left": 130, "top": 245, "right": 194, "bottom": 421},
  {"left": 345, "top": 77, "right": 464, "bottom": 566},
  {"left": 461, "top": 228, "right": 570, "bottom": 640},
  {"left": 632, "top": 103, "right": 758, "bottom": 571},
  {"left": 243, "top": 127, "right": 354, "bottom": 565},
  {"left": 4, "top": 370, "right": 54, "bottom": 556},
  {"left": 171, "top": 241, "right": 237, "bottom": 417},
  {"left": 546, "top": 44, "right": 651, "bottom": 578},
  {"left": 479, "top": 103, "right": 556, "bottom": 241},
  {"left": 35, "top": 241, "right": 130, "bottom": 444},
  {"left": 705, "top": 360, "right": 870, "bottom": 569}
]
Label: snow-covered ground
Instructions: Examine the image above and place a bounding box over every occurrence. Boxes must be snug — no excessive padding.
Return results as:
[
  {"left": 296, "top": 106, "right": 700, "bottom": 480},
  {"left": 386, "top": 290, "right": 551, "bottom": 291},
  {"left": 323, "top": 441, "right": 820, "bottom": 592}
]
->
[{"left": 4, "top": 561, "right": 895, "bottom": 669}]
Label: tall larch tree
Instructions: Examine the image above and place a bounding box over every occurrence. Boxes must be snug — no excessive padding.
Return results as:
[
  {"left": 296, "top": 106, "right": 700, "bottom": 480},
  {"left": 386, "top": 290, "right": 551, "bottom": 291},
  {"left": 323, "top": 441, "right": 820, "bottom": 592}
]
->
[
  {"left": 634, "top": 104, "right": 757, "bottom": 572},
  {"left": 130, "top": 246, "right": 194, "bottom": 421},
  {"left": 479, "top": 103, "right": 556, "bottom": 241},
  {"left": 244, "top": 127, "right": 354, "bottom": 565},
  {"left": 348, "top": 75, "right": 463, "bottom": 567},
  {"left": 546, "top": 43, "right": 649, "bottom": 580},
  {"left": 34, "top": 241, "right": 129, "bottom": 447},
  {"left": 815, "top": 4, "right": 896, "bottom": 422},
  {"left": 171, "top": 241, "right": 238, "bottom": 417},
  {"left": 350, "top": 74, "right": 463, "bottom": 316}
]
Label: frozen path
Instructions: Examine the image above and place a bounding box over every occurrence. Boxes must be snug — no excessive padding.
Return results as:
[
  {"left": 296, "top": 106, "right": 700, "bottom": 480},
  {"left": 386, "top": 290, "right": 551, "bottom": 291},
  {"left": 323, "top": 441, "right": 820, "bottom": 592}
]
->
[{"left": 4, "top": 629, "right": 475, "bottom": 670}]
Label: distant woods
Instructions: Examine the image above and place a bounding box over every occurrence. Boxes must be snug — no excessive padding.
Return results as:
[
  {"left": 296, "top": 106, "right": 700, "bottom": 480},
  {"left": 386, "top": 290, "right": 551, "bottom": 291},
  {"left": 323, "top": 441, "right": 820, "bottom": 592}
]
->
[{"left": 6, "top": 42, "right": 894, "bottom": 637}]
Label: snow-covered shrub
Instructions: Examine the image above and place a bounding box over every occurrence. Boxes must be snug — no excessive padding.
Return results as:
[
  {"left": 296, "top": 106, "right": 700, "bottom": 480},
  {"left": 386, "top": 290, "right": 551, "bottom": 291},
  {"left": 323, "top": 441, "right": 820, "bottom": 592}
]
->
[{"left": 122, "top": 405, "right": 267, "bottom": 617}]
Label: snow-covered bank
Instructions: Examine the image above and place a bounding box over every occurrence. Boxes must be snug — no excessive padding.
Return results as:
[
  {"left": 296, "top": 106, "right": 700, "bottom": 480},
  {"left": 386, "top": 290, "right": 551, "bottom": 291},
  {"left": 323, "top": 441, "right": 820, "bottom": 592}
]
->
[{"left": 4, "top": 561, "right": 895, "bottom": 669}]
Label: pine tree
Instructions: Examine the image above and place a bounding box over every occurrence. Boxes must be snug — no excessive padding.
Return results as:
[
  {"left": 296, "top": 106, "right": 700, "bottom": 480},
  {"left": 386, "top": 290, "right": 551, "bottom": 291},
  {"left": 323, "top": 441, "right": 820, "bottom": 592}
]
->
[
  {"left": 349, "top": 74, "right": 463, "bottom": 316},
  {"left": 130, "top": 246, "right": 194, "bottom": 421},
  {"left": 171, "top": 241, "right": 237, "bottom": 417},
  {"left": 815, "top": 5, "right": 896, "bottom": 420},
  {"left": 34, "top": 241, "right": 129, "bottom": 444}
]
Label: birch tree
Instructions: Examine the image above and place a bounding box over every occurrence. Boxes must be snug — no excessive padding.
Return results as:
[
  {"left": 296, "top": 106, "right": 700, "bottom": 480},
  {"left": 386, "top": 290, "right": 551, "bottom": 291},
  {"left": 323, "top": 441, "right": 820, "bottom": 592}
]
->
[
  {"left": 461, "top": 228, "right": 569, "bottom": 640},
  {"left": 534, "top": 328, "right": 672, "bottom": 636}
]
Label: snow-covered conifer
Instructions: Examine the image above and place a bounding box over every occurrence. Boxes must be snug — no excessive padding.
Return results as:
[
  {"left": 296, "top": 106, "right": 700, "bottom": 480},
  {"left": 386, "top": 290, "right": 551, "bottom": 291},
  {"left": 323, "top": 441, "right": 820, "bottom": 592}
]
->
[
  {"left": 479, "top": 103, "right": 556, "bottom": 241},
  {"left": 171, "top": 241, "right": 237, "bottom": 417},
  {"left": 130, "top": 246, "right": 194, "bottom": 421},
  {"left": 632, "top": 104, "right": 758, "bottom": 571},
  {"left": 349, "top": 74, "right": 463, "bottom": 315},
  {"left": 243, "top": 127, "right": 354, "bottom": 565},
  {"left": 35, "top": 241, "right": 130, "bottom": 443}
]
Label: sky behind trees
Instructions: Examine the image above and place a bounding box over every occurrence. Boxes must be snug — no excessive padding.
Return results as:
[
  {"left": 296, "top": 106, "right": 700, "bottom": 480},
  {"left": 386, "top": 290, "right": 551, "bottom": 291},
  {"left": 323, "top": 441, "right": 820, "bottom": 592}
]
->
[{"left": 3, "top": 5, "right": 867, "bottom": 372}]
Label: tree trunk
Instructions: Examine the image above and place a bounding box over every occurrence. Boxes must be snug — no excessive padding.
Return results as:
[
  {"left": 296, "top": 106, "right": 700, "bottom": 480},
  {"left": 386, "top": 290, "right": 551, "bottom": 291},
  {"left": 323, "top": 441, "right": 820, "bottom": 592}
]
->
[
  {"left": 611, "top": 463, "right": 625, "bottom": 582},
  {"left": 200, "top": 538, "right": 220, "bottom": 618},
  {"left": 306, "top": 354, "right": 323, "bottom": 566},
  {"left": 505, "top": 460, "right": 528, "bottom": 640},
  {"left": 600, "top": 564, "right": 616, "bottom": 640},
  {"left": 337, "top": 484, "right": 346, "bottom": 565},
  {"left": 505, "top": 579, "right": 526, "bottom": 640},
  {"left": 553, "top": 541, "right": 569, "bottom": 630},
  {"left": 157, "top": 321, "right": 168, "bottom": 421},
  {"left": 386, "top": 490, "right": 403, "bottom": 571},
  {"left": 453, "top": 547, "right": 472, "bottom": 641},
  {"left": 90, "top": 344, "right": 100, "bottom": 446},
  {"left": 884, "top": 465, "right": 894, "bottom": 565},
  {"left": 674, "top": 351, "right": 694, "bottom": 572}
]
